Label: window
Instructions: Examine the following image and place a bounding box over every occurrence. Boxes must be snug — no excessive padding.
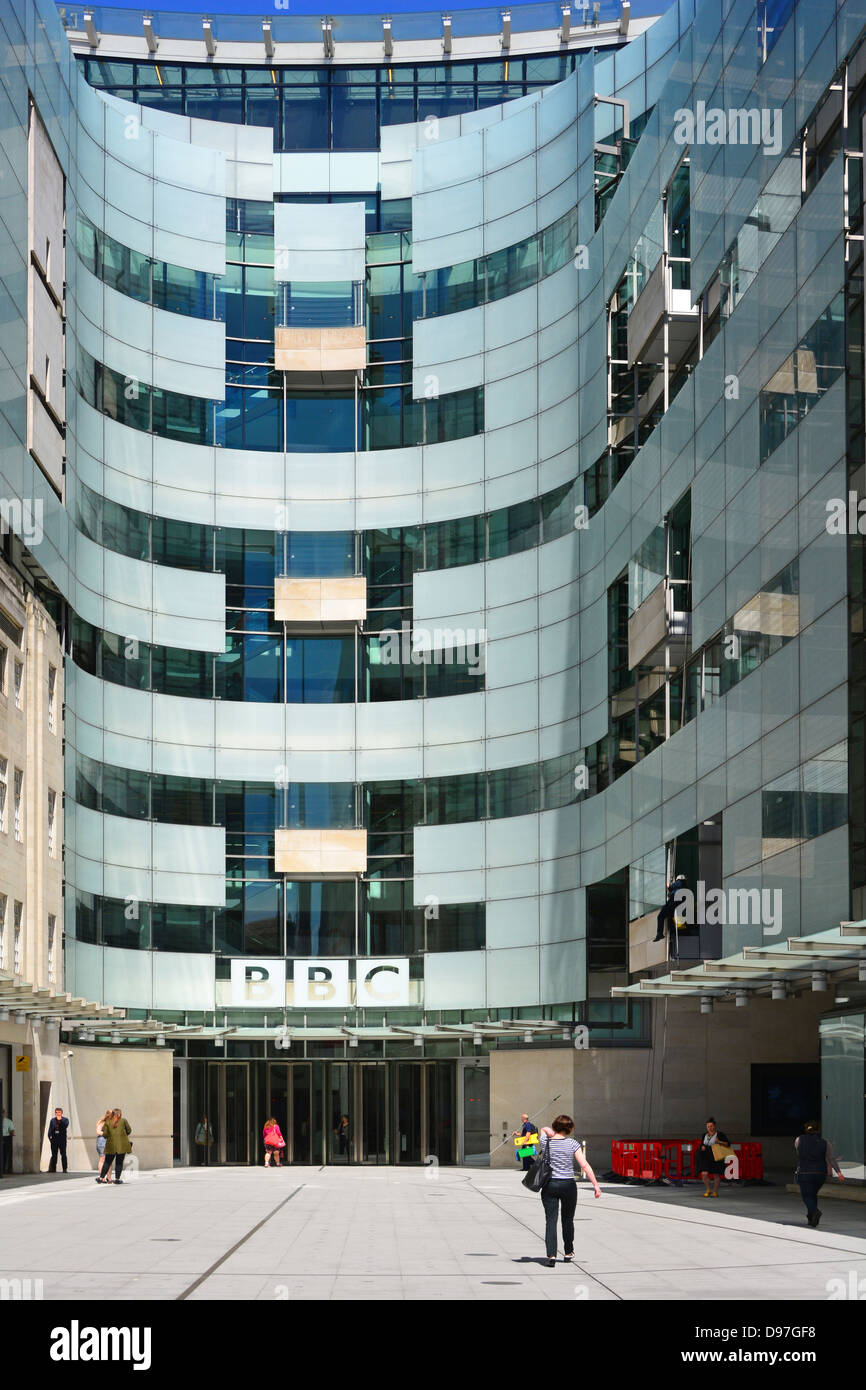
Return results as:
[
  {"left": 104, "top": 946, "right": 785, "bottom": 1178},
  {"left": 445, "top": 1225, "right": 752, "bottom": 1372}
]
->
[
  {"left": 759, "top": 293, "right": 845, "bottom": 463},
  {"left": 13, "top": 660, "right": 22, "bottom": 709},
  {"left": 0, "top": 644, "right": 6, "bottom": 693},
  {"left": 13, "top": 901, "right": 21, "bottom": 973},
  {"left": 750, "top": 1063, "right": 819, "bottom": 1135},
  {"left": 13, "top": 768, "right": 23, "bottom": 842},
  {"left": 47, "top": 665, "right": 57, "bottom": 733},
  {"left": 0, "top": 757, "right": 6, "bottom": 833},
  {"left": 0, "top": 893, "right": 6, "bottom": 968},
  {"left": 47, "top": 914, "right": 56, "bottom": 984},
  {"left": 48, "top": 789, "right": 57, "bottom": 857},
  {"left": 757, "top": 0, "right": 796, "bottom": 68}
]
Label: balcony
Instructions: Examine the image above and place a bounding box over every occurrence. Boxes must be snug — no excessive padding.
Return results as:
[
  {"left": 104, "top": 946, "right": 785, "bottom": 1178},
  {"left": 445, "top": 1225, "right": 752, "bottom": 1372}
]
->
[
  {"left": 627, "top": 579, "right": 691, "bottom": 670},
  {"left": 626, "top": 257, "right": 698, "bottom": 369},
  {"left": 274, "top": 575, "right": 366, "bottom": 631},
  {"left": 274, "top": 325, "right": 367, "bottom": 385},
  {"left": 629, "top": 909, "right": 723, "bottom": 975},
  {"left": 275, "top": 828, "right": 367, "bottom": 878},
  {"left": 629, "top": 911, "right": 670, "bottom": 973}
]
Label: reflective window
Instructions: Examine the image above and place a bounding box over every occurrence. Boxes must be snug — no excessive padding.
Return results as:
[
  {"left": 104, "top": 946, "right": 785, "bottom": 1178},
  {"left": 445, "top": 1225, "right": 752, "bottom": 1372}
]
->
[
  {"left": 285, "top": 636, "right": 356, "bottom": 703},
  {"left": 762, "top": 743, "right": 848, "bottom": 856},
  {"left": 286, "top": 880, "right": 356, "bottom": 955},
  {"left": 75, "top": 346, "right": 216, "bottom": 446},
  {"left": 75, "top": 211, "right": 218, "bottom": 319},
  {"left": 760, "top": 294, "right": 845, "bottom": 463},
  {"left": 284, "top": 532, "right": 357, "bottom": 577},
  {"left": 83, "top": 55, "right": 578, "bottom": 152}
]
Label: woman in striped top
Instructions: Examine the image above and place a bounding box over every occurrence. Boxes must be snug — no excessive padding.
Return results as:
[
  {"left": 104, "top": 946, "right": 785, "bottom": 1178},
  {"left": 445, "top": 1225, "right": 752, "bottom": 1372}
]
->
[{"left": 537, "top": 1115, "right": 602, "bottom": 1267}]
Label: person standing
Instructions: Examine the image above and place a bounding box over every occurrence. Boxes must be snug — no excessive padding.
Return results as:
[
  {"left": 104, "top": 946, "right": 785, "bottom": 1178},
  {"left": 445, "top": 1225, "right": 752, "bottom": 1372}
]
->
[
  {"left": 96, "top": 1109, "right": 113, "bottom": 1182},
  {"left": 194, "top": 1115, "right": 214, "bottom": 1165},
  {"left": 96, "top": 1108, "right": 132, "bottom": 1184},
  {"left": 796, "top": 1120, "right": 844, "bottom": 1227},
  {"left": 334, "top": 1114, "right": 350, "bottom": 1159},
  {"left": 696, "top": 1117, "right": 731, "bottom": 1197},
  {"left": 262, "top": 1117, "right": 285, "bottom": 1167},
  {"left": 512, "top": 1113, "right": 538, "bottom": 1172},
  {"left": 537, "top": 1115, "right": 602, "bottom": 1267},
  {"left": 47, "top": 1107, "right": 69, "bottom": 1173},
  {"left": 1, "top": 1110, "right": 13, "bottom": 1175}
]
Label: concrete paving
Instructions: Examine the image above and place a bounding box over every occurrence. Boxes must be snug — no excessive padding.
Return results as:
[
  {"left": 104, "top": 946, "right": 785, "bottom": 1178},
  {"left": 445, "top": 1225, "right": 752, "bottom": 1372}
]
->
[{"left": 0, "top": 1166, "right": 863, "bottom": 1301}]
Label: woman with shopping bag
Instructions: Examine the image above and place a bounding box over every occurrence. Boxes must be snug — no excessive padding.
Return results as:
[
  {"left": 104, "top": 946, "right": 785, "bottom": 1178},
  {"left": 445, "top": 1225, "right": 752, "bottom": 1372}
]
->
[
  {"left": 696, "top": 1117, "right": 733, "bottom": 1197},
  {"left": 523, "top": 1114, "right": 602, "bottom": 1266},
  {"left": 263, "top": 1116, "right": 286, "bottom": 1167}
]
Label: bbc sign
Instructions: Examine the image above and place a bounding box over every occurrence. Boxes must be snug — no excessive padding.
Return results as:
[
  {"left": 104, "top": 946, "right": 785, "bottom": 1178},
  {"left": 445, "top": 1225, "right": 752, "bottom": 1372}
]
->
[{"left": 230, "top": 958, "right": 410, "bottom": 1009}]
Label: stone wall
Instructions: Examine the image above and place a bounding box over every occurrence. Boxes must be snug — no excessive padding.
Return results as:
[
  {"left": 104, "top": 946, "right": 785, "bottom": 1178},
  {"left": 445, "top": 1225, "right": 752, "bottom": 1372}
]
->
[{"left": 490, "top": 993, "right": 827, "bottom": 1171}]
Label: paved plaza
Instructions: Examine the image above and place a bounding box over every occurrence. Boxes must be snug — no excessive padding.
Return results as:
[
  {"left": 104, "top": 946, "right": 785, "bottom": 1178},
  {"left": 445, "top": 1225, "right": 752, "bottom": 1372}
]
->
[{"left": 0, "top": 1168, "right": 864, "bottom": 1301}]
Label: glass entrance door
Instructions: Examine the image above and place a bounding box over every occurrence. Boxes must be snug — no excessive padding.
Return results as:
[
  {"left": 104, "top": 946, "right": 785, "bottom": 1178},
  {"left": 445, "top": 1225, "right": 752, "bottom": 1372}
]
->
[
  {"left": 395, "top": 1062, "right": 456, "bottom": 1165},
  {"left": 358, "top": 1063, "right": 388, "bottom": 1163},
  {"left": 267, "top": 1062, "right": 289, "bottom": 1163},
  {"left": 184, "top": 1059, "right": 458, "bottom": 1166},
  {"left": 427, "top": 1061, "right": 456, "bottom": 1164},
  {"left": 820, "top": 1013, "right": 866, "bottom": 1180},
  {"left": 459, "top": 1061, "right": 490, "bottom": 1166},
  {"left": 291, "top": 1064, "right": 313, "bottom": 1164},
  {"left": 396, "top": 1063, "right": 423, "bottom": 1163},
  {"left": 224, "top": 1064, "right": 250, "bottom": 1164},
  {"left": 327, "top": 1062, "right": 353, "bottom": 1163}
]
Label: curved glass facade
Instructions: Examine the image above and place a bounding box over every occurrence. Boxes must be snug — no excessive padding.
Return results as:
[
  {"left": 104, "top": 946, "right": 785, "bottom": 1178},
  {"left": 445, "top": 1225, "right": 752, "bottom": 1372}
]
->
[{"left": 1, "top": 0, "right": 859, "bottom": 1155}]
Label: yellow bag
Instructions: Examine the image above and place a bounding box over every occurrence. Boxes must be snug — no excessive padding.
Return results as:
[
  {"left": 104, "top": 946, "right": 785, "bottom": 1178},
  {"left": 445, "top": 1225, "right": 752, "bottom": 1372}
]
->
[{"left": 712, "top": 1143, "right": 734, "bottom": 1161}]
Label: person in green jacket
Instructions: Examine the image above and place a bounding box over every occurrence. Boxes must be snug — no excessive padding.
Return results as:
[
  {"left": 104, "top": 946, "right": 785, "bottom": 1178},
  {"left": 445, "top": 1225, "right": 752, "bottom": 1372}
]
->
[{"left": 96, "top": 1108, "right": 132, "bottom": 1185}]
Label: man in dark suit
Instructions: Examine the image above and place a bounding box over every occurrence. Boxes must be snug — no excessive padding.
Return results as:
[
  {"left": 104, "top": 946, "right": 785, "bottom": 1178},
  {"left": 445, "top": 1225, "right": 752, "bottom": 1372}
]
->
[{"left": 48, "top": 1107, "right": 69, "bottom": 1173}]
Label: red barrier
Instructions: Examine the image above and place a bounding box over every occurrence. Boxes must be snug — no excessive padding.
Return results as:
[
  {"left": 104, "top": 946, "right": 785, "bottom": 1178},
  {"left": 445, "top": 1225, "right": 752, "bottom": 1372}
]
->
[
  {"left": 611, "top": 1138, "right": 762, "bottom": 1181},
  {"left": 612, "top": 1140, "right": 663, "bottom": 1179}
]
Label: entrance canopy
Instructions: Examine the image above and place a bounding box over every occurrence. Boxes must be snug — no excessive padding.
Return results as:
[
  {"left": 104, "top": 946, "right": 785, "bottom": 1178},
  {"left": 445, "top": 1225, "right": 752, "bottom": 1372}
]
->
[
  {"left": 57, "top": 1018, "right": 573, "bottom": 1046},
  {"left": 0, "top": 968, "right": 120, "bottom": 1027},
  {"left": 611, "top": 921, "right": 866, "bottom": 1005}
]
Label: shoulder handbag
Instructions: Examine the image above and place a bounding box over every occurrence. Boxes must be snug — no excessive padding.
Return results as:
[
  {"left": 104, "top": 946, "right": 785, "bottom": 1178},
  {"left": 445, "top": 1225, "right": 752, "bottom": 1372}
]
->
[
  {"left": 521, "top": 1135, "right": 553, "bottom": 1192},
  {"left": 711, "top": 1142, "right": 733, "bottom": 1161}
]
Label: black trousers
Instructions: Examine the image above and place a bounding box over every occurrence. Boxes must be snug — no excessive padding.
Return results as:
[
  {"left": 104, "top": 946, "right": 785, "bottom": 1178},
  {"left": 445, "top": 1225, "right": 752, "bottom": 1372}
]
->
[
  {"left": 541, "top": 1179, "right": 577, "bottom": 1259},
  {"left": 655, "top": 903, "right": 675, "bottom": 939},
  {"left": 798, "top": 1175, "right": 825, "bottom": 1218},
  {"left": 100, "top": 1153, "right": 125, "bottom": 1181},
  {"left": 49, "top": 1140, "right": 67, "bottom": 1172},
  {"left": 2, "top": 1135, "right": 12, "bottom": 1174}
]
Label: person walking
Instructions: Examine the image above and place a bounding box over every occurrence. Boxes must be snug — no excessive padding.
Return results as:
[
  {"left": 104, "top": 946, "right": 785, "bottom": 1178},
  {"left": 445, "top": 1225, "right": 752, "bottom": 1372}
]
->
[
  {"left": 96, "top": 1108, "right": 132, "bottom": 1184},
  {"left": 47, "top": 1107, "right": 69, "bottom": 1173},
  {"left": 696, "top": 1117, "right": 731, "bottom": 1197},
  {"left": 537, "top": 1115, "right": 601, "bottom": 1267},
  {"left": 96, "top": 1109, "right": 113, "bottom": 1182},
  {"left": 512, "top": 1113, "right": 538, "bottom": 1172},
  {"left": 1, "top": 1110, "right": 13, "bottom": 1175},
  {"left": 795, "top": 1120, "right": 845, "bottom": 1227},
  {"left": 263, "top": 1117, "right": 285, "bottom": 1167}
]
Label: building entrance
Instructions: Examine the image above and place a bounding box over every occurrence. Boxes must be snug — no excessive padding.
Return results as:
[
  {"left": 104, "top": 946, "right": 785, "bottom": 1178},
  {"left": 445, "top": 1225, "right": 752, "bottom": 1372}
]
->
[{"left": 182, "top": 1059, "right": 480, "bottom": 1166}]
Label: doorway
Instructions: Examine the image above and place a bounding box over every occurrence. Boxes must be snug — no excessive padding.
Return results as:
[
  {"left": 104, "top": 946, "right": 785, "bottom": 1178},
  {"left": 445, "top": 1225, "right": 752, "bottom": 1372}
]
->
[{"left": 183, "top": 1058, "right": 477, "bottom": 1166}]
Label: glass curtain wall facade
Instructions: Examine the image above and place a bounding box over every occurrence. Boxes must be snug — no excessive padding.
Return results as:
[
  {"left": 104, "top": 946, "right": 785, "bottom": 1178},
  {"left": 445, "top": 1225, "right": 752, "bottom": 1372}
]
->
[{"left": 2, "top": 0, "right": 865, "bottom": 1160}]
